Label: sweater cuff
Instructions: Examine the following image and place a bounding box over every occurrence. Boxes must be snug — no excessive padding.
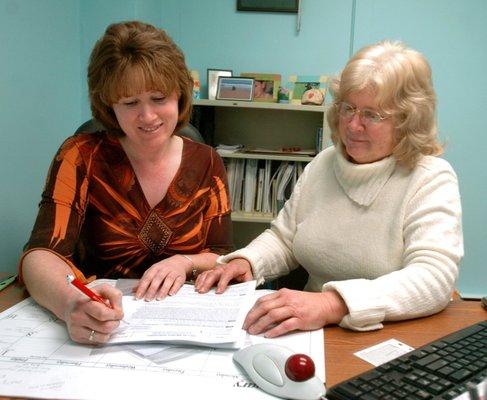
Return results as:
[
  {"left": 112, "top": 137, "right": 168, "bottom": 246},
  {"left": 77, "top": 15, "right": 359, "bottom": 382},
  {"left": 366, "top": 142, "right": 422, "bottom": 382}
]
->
[
  {"left": 217, "top": 248, "right": 266, "bottom": 286},
  {"left": 323, "top": 279, "right": 385, "bottom": 331}
]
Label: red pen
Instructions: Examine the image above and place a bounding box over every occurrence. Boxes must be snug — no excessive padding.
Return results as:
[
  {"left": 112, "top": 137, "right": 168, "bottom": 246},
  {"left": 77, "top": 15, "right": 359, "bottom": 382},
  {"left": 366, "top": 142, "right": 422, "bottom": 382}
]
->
[{"left": 66, "top": 274, "right": 113, "bottom": 309}]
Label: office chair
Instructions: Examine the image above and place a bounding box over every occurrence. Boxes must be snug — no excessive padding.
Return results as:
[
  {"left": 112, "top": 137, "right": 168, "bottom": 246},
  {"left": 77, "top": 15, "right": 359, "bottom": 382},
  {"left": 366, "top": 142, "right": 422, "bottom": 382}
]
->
[{"left": 74, "top": 118, "right": 205, "bottom": 143}]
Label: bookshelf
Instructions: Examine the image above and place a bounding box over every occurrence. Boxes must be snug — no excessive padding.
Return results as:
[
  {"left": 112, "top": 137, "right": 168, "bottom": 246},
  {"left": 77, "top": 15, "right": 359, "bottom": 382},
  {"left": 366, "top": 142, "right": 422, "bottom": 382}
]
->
[{"left": 193, "top": 99, "right": 330, "bottom": 247}]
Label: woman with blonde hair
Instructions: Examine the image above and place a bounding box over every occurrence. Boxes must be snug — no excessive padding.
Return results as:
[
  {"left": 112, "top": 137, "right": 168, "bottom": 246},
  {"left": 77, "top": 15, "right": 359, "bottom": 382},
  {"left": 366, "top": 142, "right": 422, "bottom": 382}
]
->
[{"left": 196, "top": 40, "right": 463, "bottom": 338}]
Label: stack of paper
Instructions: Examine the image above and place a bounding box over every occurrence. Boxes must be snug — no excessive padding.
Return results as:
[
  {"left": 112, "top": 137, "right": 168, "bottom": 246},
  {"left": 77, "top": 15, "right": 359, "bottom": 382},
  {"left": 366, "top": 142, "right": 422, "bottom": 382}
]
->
[
  {"left": 216, "top": 143, "right": 243, "bottom": 155},
  {"left": 109, "top": 281, "right": 257, "bottom": 349}
]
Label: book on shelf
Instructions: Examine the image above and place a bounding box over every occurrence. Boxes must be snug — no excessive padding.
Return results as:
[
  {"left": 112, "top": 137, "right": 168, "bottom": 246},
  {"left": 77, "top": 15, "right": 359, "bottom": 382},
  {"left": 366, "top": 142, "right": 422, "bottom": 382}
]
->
[
  {"left": 243, "top": 159, "right": 258, "bottom": 212},
  {"left": 226, "top": 158, "right": 236, "bottom": 200},
  {"left": 255, "top": 167, "right": 265, "bottom": 212},
  {"left": 276, "top": 163, "right": 296, "bottom": 212},
  {"left": 315, "top": 127, "right": 323, "bottom": 153},
  {"left": 236, "top": 160, "right": 246, "bottom": 211},
  {"left": 262, "top": 160, "right": 272, "bottom": 213},
  {"left": 225, "top": 158, "right": 306, "bottom": 216}
]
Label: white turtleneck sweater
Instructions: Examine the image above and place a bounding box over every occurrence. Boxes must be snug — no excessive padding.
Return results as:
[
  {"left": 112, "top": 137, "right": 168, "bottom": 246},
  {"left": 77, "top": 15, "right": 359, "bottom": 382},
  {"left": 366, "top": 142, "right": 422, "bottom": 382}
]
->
[{"left": 219, "top": 146, "right": 463, "bottom": 331}]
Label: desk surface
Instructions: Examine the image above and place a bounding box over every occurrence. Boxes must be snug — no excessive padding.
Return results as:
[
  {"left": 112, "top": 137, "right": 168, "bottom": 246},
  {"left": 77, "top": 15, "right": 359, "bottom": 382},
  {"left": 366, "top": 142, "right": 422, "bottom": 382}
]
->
[{"left": 0, "top": 278, "right": 485, "bottom": 392}]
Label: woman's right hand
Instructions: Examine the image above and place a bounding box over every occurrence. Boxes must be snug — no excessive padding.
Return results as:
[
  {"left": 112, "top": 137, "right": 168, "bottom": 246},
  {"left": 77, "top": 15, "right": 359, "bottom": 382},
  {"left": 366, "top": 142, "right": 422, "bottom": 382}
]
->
[
  {"left": 64, "top": 284, "right": 124, "bottom": 344},
  {"left": 194, "top": 258, "right": 254, "bottom": 294}
]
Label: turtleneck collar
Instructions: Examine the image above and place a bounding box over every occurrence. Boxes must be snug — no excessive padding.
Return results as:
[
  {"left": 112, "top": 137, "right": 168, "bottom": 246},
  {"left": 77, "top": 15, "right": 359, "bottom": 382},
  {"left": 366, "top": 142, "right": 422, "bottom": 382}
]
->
[{"left": 333, "top": 145, "right": 396, "bottom": 206}]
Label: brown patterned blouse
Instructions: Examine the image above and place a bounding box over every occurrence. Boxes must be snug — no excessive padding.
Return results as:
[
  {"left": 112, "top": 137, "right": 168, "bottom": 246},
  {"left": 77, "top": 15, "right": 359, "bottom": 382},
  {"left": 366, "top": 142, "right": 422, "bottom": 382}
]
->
[{"left": 22, "top": 132, "right": 233, "bottom": 282}]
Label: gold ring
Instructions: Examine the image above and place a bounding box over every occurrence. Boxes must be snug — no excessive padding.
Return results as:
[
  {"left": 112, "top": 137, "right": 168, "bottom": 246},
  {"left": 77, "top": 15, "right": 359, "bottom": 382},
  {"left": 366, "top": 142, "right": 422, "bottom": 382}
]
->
[{"left": 88, "top": 329, "right": 96, "bottom": 342}]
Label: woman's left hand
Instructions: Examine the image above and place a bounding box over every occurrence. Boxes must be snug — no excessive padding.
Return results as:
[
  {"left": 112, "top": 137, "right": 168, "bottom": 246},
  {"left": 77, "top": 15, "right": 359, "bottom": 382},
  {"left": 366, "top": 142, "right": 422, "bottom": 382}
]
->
[
  {"left": 134, "top": 255, "right": 192, "bottom": 301},
  {"left": 243, "top": 289, "right": 349, "bottom": 338}
]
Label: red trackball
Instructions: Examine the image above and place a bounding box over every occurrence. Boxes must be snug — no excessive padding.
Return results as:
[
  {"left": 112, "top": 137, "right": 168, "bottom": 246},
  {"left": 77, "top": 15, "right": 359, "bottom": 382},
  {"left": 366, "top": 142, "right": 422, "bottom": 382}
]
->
[{"left": 284, "top": 354, "right": 316, "bottom": 382}]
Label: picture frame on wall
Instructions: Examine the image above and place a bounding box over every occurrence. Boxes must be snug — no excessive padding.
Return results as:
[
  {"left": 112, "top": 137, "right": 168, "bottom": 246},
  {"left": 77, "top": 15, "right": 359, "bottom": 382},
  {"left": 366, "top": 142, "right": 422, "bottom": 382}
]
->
[
  {"left": 216, "top": 77, "right": 255, "bottom": 101},
  {"left": 240, "top": 73, "right": 281, "bottom": 103},
  {"left": 237, "top": 0, "right": 299, "bottom": 13},
  {"left": 207, "top": 69, "right": 233, "bottom": 100},
  {"left": 288, "top": 75, "right": 328, "bottom": 105}
]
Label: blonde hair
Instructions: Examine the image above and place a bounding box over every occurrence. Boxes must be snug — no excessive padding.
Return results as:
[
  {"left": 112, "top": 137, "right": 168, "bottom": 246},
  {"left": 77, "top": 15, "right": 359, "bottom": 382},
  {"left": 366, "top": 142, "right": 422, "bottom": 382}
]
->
[
  {"left": 327, "top": 40, "right": 443, "bottom": 168},
  {"left": 88, "top": 21, "right": 193, "bottom": 134}
]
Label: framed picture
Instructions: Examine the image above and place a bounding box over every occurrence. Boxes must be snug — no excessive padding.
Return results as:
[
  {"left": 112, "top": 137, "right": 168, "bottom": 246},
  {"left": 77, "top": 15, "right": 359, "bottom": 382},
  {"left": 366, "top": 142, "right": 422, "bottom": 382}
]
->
[
  {"left": 240, "top": 73, "right": 281, "bottom": 103},
  {"left": 190, "top": 70, "right": 200, "bottom": 99},
  {"left": 237, "top": 0, "right": 299, "bottom": 13},
  {"left": 207, "top": 68, "right": 233, "bottom": 100},
  {"left": 216, "top": 77, "right": 255, "bottom": 101},
  {"left": 288, "top": 75, "right": 328, "bottom": 105}
]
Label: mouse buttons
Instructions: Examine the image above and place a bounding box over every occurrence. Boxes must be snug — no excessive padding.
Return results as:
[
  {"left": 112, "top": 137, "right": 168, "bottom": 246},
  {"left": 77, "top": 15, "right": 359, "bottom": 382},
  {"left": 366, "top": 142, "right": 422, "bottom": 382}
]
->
[
  {"left": 252, "top": 353, "right": 285, "bottom": 387},
  {"left": 285, "top": 354, "right": 316, "bottom": 382}
]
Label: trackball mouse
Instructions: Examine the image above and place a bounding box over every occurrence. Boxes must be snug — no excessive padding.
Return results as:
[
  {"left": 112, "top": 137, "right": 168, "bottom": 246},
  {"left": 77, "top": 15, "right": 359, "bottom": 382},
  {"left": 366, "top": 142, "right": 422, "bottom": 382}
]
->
[{"left": 233, "top": 343, "right": 326, "bottom": 400}]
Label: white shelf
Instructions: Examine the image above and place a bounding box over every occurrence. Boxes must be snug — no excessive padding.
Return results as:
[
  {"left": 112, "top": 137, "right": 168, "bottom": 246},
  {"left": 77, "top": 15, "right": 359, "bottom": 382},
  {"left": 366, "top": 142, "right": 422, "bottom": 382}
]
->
[
  {"left": 194, "top": 98, "right": 327, "bottom": 113},
  {"left": 192, "top": 97, "right": 329, "bottom": 244},
  {"left": 231, "top": 211, "right": 274, "bottom": 223},
  {"left": 220, "top": 152, "right": 314, "bottom": 162}
]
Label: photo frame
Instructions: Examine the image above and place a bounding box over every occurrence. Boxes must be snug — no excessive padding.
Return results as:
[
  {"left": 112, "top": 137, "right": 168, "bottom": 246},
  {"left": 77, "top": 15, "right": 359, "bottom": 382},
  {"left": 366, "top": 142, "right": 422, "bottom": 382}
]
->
[
  {"left": 216, "top": 77, "right": 254, "bottom": 101},
  {"left": 240, "top": 73, "right": 281, "bottom": 103},
  {"left": 190, "top": 70, "right": 200, "bottom": 99},
  {"left": 207, "top": 68, "right": 233, "bottom": 100},
  {"left": 288, "top": 75, "right": 328, "bottom": 105},
  {"left": 237, "top": 0, "right": 299, "bottom": 13}
]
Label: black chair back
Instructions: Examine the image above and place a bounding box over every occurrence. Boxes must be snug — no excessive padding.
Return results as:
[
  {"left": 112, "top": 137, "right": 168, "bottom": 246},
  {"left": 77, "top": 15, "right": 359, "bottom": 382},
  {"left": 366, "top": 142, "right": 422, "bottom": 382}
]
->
[{"left": 74, "top": 119, "right": 205, "bottom": 144}]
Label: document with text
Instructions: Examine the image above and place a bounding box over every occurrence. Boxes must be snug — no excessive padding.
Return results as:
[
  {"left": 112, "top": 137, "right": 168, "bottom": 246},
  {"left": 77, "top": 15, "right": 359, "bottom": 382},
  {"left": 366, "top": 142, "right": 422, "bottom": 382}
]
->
[
  {"left": 108, "top": 280, "right": 256, "bottom": 349},
  {"left": 0, "top": 282, "right": 324, "bottom": 400}
]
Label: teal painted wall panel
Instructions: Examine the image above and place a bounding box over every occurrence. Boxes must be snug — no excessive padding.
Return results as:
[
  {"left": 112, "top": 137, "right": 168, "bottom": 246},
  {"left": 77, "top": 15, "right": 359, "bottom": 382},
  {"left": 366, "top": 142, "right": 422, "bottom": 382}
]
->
[
  {"left": 0, "top": 0, "right": 81, "bottom": 273},
  {"left": 162, "top": 0, "right": 353, "bottom": 98},
  {"left": 353, "top": 0, "right": 487, "bottom": 297}
]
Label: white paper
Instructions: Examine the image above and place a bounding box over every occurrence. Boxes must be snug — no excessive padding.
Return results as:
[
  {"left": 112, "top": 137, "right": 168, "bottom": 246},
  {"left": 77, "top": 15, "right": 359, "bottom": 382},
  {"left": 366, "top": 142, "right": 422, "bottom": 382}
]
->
[
  {"left": 109, "top": 281, "right": 255, "bottom": 348},
  {"left": 354, "top": 338, "right": 414, "bottom": 366},
  {"left": 0, "top": 285, "right": 325, "bottom": 400}
]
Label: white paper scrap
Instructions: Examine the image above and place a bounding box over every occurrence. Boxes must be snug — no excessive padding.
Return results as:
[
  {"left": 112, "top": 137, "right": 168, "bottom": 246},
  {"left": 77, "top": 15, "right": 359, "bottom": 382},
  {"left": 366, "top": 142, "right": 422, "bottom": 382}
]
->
[{"left": 354, "top": 338, "right": 414, "bottom": 366}]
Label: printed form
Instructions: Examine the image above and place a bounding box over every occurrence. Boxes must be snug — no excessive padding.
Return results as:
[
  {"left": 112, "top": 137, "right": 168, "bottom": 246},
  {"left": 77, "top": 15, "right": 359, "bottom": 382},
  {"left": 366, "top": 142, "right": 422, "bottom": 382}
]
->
[{"left": 110, "top": 281, "right": 256, "bottom": 348}]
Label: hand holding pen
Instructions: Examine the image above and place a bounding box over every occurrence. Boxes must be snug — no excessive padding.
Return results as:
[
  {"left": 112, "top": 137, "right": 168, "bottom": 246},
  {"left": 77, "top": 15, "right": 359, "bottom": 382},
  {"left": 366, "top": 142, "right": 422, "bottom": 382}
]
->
[
  {"left": 67, "top": 275, "right": 113, "bottom": 307},
  {"left": 66, "top": 275, "right": 125, "bottom": 344}
]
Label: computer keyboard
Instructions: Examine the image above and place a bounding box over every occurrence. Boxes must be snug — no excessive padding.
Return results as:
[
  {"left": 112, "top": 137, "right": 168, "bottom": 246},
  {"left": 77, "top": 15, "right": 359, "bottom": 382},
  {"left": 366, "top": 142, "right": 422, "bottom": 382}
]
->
[{"left": 326, "top": 320, "right": 487, "bottom": 400}]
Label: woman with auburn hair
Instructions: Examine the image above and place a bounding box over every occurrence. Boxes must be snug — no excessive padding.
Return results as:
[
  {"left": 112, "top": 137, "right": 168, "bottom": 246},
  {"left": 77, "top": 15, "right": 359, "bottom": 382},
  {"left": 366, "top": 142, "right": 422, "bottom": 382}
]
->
[
  {"left": 20, "top": 21, "right": 232, "bottom": 344},
  {"left": 196, "top": 40, "right": 463, "bottom": 338}
]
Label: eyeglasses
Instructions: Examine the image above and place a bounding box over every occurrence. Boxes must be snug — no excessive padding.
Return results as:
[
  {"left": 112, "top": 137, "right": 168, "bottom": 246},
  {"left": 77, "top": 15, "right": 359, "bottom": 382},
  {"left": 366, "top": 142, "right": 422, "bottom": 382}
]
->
[{"left": 337, "top": 101, "right": 389, "bottom": 125}]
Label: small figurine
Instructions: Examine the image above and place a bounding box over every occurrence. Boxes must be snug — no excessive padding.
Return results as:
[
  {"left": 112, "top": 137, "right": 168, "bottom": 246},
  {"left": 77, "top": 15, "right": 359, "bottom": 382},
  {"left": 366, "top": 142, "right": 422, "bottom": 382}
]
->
[
  {"left": 301, "top": 88, "right": 324, "bottom": 105},
  {"left": 278, "top": 86, "right": 290, "bottom": 103}
]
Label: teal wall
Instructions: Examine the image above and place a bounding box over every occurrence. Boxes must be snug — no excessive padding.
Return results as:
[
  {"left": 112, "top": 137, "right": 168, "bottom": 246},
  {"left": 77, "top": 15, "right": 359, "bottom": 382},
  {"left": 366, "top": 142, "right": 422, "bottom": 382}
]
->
[
  {"left": 1, "top": 0, "right": 485, "bottom": 297},
  {"left": 0, "top": 0, "right": 81, "bottom": 274}
]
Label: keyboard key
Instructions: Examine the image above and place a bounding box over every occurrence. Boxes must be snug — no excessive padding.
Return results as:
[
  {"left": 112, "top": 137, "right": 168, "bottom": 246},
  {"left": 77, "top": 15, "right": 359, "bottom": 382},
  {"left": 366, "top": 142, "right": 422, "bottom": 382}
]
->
[
  {"left": 450, "top": 369, "right": 473, "bottom": 382},
  {"left": 335, "top": 382, "right": 363, "bottom": 398},
  {"left": 438, "top": 365, "right": 456, "bottom": 377},
  {"left": 414, "top": 389, "right": 432, "bottom": 399},
  {"left": 426, "top": 382, "right": 445, "bottom": 394},
  {"left": 426, "top": 359, "right": 450, "bottom": 371},
  {"left": 414, "top": 354, "right": 441, "bottom": 367}
]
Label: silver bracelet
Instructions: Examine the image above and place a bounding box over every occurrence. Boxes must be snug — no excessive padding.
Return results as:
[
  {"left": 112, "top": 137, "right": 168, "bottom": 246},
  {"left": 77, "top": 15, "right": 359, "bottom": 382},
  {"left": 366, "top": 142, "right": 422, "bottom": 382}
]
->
[{"left": 181, "top": 254, "right": 197, "bottom": 281}]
